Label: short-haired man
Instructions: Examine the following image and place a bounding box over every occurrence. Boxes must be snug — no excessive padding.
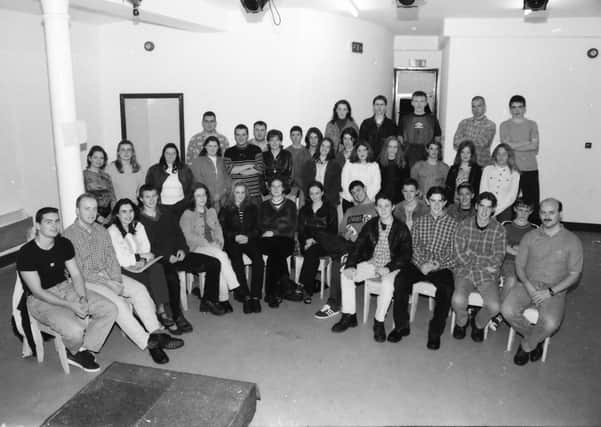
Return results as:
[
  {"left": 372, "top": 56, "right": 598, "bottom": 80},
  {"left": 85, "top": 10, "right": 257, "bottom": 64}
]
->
[
  {"left": 286, "top": 125, "right": 312, "bottom": 204},
  {"left": 249, "top": 120, "right": 268, "bottom": 152},
  {"left": 186, "top": 111, "right": 230, "bottom": 163},
  {"left": 359, "top": 95, "right": 399, "bottom": 158},
  {"left": 314, "top": 180, "right": 377, "bottom": 319},
  {"left": 17, "top": 207, "right": 117, "bottom": 372},
  {"left": 332, "top": 192, "right": 412, "bottom": 343},
  {"left": 452, "top": 192, "right": 506, "bottom": 342},
  {"left": 390, "top": 187, "right": 456, "bottom": 349},
  {"left": 64, "top": 194, "right": 183, "bottom": 364},
  {"left": 392, "top": 178, "right": 429, "bottom": 230},
  {"left": 501, "top": 199, "right": 583, "bottom": 366},
  {"left": 453, "top": 96, "right": 496, "bottom": 167},
  {"left": 500, "top": 95, "right": 540, "bottom": 222},
  {"left": 398, "top": 91, "right": 442, "bottom": 168},
  {"left": 224, "top": 124, "right": 265, "bottom": 204},
  {"left": 446, "top": 182, "right": 475, "bottom": 223},
  {"left": 410, "top": 141, "right": 449, "bottom": 198}
]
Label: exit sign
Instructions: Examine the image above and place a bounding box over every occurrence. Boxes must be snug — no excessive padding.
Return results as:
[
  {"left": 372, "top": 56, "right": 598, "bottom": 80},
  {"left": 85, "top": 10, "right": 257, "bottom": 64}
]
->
[{"left": 351, "top": 42, "right": 363, "bottom": 53}]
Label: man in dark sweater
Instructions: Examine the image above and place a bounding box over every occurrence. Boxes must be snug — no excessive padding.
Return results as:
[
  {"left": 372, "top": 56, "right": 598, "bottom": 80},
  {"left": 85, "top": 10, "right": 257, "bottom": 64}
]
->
[
  {"left": 224, "top": 124, "right": 265, "bottom": 204},
  {"left": 359, "top": 95, "right": 399, "bottom": 158}
]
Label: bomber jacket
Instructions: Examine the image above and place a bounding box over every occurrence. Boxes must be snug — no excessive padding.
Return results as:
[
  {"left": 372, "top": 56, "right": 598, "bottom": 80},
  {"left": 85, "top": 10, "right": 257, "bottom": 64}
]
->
[{"left": 218, "top": 202, "right": 260, "bottom": 244}]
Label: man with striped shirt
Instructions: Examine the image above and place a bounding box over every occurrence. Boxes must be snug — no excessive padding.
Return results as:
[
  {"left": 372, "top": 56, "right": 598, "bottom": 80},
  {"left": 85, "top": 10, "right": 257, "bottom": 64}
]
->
[{"left": 224, "top": 124, "right": 265, "bottom": 205}]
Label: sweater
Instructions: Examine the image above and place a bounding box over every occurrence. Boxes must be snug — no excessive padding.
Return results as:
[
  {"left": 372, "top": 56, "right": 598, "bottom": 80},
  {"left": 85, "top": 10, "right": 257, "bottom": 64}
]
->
[
  {"left": 179, "top": 208, "right": 224, "bottom": 251},
  {"left": 410, "top": 160, "right": 450, "bottom": 198},
  {"left": 138, "top": 207, "right": 189, "bottom": 259}
]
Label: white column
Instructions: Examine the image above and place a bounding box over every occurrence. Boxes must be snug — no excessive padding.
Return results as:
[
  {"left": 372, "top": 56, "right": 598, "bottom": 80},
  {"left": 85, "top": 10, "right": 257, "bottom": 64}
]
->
[{"left": 40, "top": 0, "right": 83, "bottom": 226}]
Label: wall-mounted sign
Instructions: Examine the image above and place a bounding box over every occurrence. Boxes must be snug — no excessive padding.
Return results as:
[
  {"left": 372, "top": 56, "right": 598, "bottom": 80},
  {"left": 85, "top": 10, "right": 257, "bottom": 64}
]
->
[{"left": 351, "top": 42, "right": 363, "bottom": 54}]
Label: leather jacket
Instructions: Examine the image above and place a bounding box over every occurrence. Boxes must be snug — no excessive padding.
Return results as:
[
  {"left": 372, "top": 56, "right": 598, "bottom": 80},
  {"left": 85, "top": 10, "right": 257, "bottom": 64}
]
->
[{"left": 263, "top": 149, "right": 293, "bottom": 193}]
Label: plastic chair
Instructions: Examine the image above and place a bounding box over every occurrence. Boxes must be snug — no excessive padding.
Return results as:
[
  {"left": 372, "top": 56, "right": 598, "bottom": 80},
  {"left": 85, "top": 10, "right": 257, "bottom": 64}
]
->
[
  {"left": 294, "top": 255, "right": 332, "bottom": 300},
  {"left": 450, "top": 291, "right": 490, "bottom": 339},
  {"left": 506, "top": 307, "right": 551, "bottom": 362},
  {"left": 409, "top": 281, "right": 436, "bottom": 323},
  {"left": 29, "top": 314, "right": 70, "bottom": 374}
]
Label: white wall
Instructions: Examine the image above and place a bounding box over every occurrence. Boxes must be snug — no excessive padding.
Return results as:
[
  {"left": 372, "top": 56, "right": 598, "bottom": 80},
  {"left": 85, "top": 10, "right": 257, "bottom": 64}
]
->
[
  {"left": 393, "top": 35, "right": 441, "bottom": 69},
  {"left": 441, "top": 18, "right": 601, "bottom": 223}
]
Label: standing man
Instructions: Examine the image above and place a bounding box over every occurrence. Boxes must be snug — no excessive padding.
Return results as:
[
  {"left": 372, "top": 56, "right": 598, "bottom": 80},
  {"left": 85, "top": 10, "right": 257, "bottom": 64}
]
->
[
  {"left": 451, "top": 192, "right": 506, "bottom": 342},
  {"left": 501, "top": 199, "right": 583, "bottom": 366},
  {"left": 224, "top": 124, "right": 265, "bottom": 204},
  {"left": 186, "top": 111, "right": 230, "bottom": 163},
  {"left": 17, "top": 207, "right": 117, "bottom": 372},
  {"left": 500, "top": 95, "right": 540, "bottom": 221},
  {"left": 398, "top": 91, "right": 442, "bottom": 168},
  {"left": 359, "top": 95, "right": 399, "bottom": 158},
  {"left": 249, "top": 120, "right": 268, "bottom": 152},
  {"left": 453, "top": 96, "right": 496, "bottom": 167},
  {"left": 390, "top": 187, "right": 456, "bottom": 350},
  {"left": 331, "top": 192, "right": 412, "bottom": 343}
]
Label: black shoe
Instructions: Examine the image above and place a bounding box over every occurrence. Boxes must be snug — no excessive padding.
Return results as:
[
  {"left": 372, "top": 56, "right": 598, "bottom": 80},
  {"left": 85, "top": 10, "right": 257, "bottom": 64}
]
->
[
  {"left": 283, "top": 286, "right": 304, "bottom": 302},
  {"left": 427, "top": 334, "right": 441, "bottom": 350},
  {"left": 67, "top": 350, "right": 100, "bottom": 373},
  {"left": 174, "top": 315, "right": 193, "bottom": 333},
  {"left": 148, "top": 347, "right": 169, "bottom": 364},
  {"left": 219, "top": 301, "right": 234, "bottom": 313},
  {"left": 303, "top": 290, "right": 312, "bottom": 305},
  {"left": 373, "top": 320, "right": 386, "bottom": 343},
  {"left": 233, "top": 292, "right": 247, "bottom": 304},
  {"left": 148, "top": 333, "right": 184, "bottom": 350},
  {"left": 470, "top": 317, "right": 485, "bottom": 342},
  {"left": 514, "top": 345, "right": 530, "bottom": 366},
  {"left": 267, "top": 295, "right": 281, "bottom": 308},
  {"left": 453, "top": 323, "right": 467, "bottom": 340},
  {"left": 200, "top": 299, "right": 226, "bottom": 315},
  {"left": 252, "top": 298, "right": 262, "bottom": 313},
  {"left": 331, "top": 313, "right": 358, "bottom": 333},
  {"left": 530, "top": 341, "right": 544, "bottom": 362},
  {"left": 243, "top": 299, "right": 253, "bottom": 314},
  {"left": 387, "top": 327, "right": 410, "bottom": 343}
]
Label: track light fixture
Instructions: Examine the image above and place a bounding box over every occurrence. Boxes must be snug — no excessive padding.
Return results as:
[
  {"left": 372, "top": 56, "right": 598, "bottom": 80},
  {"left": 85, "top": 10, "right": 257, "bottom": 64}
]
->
[
  {"left": 523, "top": 0, "right": 548, "bottom": 12},
  {"left": 397, "top": 0, "right": 416, "bottom": 6},
  {"left": 241, "top": 0, "right": 269, "bottom": 14}
]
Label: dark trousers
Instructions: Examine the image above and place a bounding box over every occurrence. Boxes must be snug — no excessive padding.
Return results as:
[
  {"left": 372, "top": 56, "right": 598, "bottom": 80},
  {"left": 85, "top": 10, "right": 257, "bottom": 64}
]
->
[
  {"left": 224, "top": 239, "right": 265, "bottom": 299},
  {"left": 259, "top": 236, "right": 295, "bottom": 298},
  {"left": 393, "top": 264, "right": 454, "bottom": 337},
  {"left": 174, "top": 252, "right": 221, "bottom": 303},
  {"left": 161, "top": 261, "right": 184, "bottom": 318},
  {"left": 519, "top": 170, "right": 540, "bottom": 223},
  {"left": 122, "top": 263, "right": 169, "bottom": 306},
  {"left": 299, "top": 244, "right": 328, "bottom": 295}
]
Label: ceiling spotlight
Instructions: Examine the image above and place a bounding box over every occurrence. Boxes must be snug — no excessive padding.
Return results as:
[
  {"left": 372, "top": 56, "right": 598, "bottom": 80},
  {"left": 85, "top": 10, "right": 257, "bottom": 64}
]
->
[
  {"left": 523, "top": 0, "right": 548, "bottom": 11},
  {"left": 241, "top": 0, "right": 269, "bottom": 13},
  {"left": 127, "top": 0, "right": 142, "bottom": 17},
  {"left": 396, "top": 0, "right": 425, "bottom": 8}
]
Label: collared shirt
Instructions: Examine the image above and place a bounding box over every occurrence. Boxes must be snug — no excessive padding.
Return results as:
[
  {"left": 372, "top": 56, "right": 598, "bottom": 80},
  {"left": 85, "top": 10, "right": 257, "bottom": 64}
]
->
[
  {"left": 516, "top": 226, "right": 583, "bottom": 288},
  {"left": 186, "top": 130, "right": 230, "bottom": 163},
  {"left": 455, "top": 216, "right": 506, "bottom": 284},
  {"left": 446, "top": 204, "right": 474, "bottom": 223},
  {"left": 411, "top": 212, "right": 457, "bottom": 270},
  {"left": 372, "top": 222, "right": 392, "bottom": 268},
  {"left": 63, "top": 220, "right": 122, "bottom": 284},
  {"left": 453, "top": 115, "right": 496, "bottom": 167}
]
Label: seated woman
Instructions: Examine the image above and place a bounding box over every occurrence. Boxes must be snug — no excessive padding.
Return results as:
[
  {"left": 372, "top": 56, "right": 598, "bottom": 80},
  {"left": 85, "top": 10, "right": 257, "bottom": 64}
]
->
[
  {"left": 218, "top": 182, "right": 265, "bottom": 314},
  {"left": 189, "top": 136, "right": 231, "bottom": 211},
  {"left": 378, "top": 136, "right": 409, "bottom": 206},
  {"left": 146, "top": 143, "right": 195, "bottom": 219},
  {"left": 480, "top": 143, "right": 520, "bottom": 222},
  {"left": 262, "top": 129, "right": 293, "bottom": 195},
  {"left": 258, "top": 177, "right": 300, "bottom": 308},
  {"left": 83, "top": 145, "right": 115, "bottom": 225},
  {"left": 445, "top": 140, "right": 482, "bottom": 204},
  {"left": 309, "top": 137, "right": 341, "bottom": 206},
  {"left": 297, "top": 181, "right": 339, "bottom": 304},
  {"left": 107, "top": 198, "right": 176, "bottom": 332},
  {"left": 335, "top": 127, "right": 358, "bottom": 169},
  {"left": 340, "top": 141, "right": 381, "bottom": 213},
  {"left": 305, "top": 127, "right": 323, "bottom": 159},
  {"left": 179, "top": 183, "right": 240, "bottom": 313},
  {"left": 106, "top": 140, "right": 146, "bottom": 202}
]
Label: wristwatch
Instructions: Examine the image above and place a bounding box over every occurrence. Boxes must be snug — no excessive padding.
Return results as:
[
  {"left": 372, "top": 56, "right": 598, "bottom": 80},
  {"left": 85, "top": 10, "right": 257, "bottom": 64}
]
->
[{"left": 548, "top": 288, "right": 555, "bottom": 297}]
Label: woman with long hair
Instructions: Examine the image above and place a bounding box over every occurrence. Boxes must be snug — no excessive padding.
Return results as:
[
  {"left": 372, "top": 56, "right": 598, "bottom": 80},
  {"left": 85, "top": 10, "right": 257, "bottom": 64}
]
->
[
  {"left": 305, "top": 127, "right": 323, "bottom": 158},
  {"left": 179, "top": 183, "right": 240, "bottom": 313},
  {"left": 445, "top": 140, "right": 482, "bottom": 204},
  {"left": 189, "top": 136, "right": 231, "bottom": 211},
  {"left": 83, "top": 145, "right": 115, "bottom": 225},
  {"left": 324, "top": 99, "right": 359, "bottom": 152},
  {"left": 335, "top": 127, "right": 358, "bottom": 169},
  {"left": 107, "top": 140, "right": 145, "bottom": 202},
  {"left": 378, "top": 136, "right": 409, "bottom": 205},
  {"left": 480, "top": 143, "right": 521, "bottom": 222},
  {"left": 145, "top": 143, "right": 195, "bottom": 218},
  {"left": 309, "top": 137, "right": 342, "bottom": 206},
  {"left": 340, "top": 141, "right": 381, "bottom": 212}
]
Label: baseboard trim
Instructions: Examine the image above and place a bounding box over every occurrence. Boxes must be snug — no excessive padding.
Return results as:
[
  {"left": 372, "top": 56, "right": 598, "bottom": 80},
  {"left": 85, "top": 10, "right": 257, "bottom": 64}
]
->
[{"left": 563, "top": 222, "right": 601, "bottom": 232}]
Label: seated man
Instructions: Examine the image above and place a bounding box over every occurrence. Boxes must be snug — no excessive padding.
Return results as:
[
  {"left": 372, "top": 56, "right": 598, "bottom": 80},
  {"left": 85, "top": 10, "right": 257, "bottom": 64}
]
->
[
  {"left": 393, "top": 178, "right": 428, "bottom": 231},
  {"left": 332, "top": 192, "right": 412, "bottom": 342},
  {"left": 391, "top": 186, "right": 456, "bottom": 350},
  {"left": 17, "top": 207, "right": 117, "bottom": 372},
  {"left": 452, "top": 192, "right": 506, "bottom": 342},
  {"left": 501, "top": 198, "right": 583, "bottom": 366},
  {"left": 63, "top": 193, "right": 183, "bottom": 364},
  {"left": 446, "top": 182, "right": 475, "bottom": 223}
]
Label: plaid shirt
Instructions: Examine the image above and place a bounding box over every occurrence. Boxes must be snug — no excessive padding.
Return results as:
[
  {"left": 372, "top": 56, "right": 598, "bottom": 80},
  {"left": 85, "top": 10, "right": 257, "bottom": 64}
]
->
[
  {"left": 372, "top": 223, "right": 392, "bottom": 268},
  {"left": 454, "top": 216, "right": 506, "bottom": 283},
  {"left": 453, "top": 116, "right": 496, "bottom": 166},
  {"left": 411, "top": 212, "right": 457, "bottom": 270},
  {"left": 63, "top": 220, "right": 122, "bottom": 285},
  {"left": 186, "top": 130, "right": 230, "bottom": 164}
]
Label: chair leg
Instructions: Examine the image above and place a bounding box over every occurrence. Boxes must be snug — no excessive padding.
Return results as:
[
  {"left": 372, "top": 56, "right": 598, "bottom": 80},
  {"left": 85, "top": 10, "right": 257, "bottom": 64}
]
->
[
  {"left": 507, "top": 327, "right": 515, "bottom": 352},
  {"left": 245, "top": 265, "right": 251, "bottom": 285},
  {"left": 450, "top": 311, "right": 456, "bottom": 337},
  {"left": 186, "top": 273, "right": 193, "bottom": 294},
  {"left": 199, "top": 273, "right": 206, "bottom": 298},
  {"left": 323, "top": 262, "right": 331, "bottom": 300},
  {"left": 409, "top": 291, "right": 419, "bottom": 323},
  {"left": 294, "top": 256, "right": 303, "bottom": 284},
  {"left": 484, "top": 321, "right": 489, "bottom": 340},
  {"left": 54, "top": 336, "right": 70, "bottom": 374},
  {"left": 30, "top": 318, "right": 44, "bottom": 363},
  {"left": 542, "top": 337, "right": 550, "bottom": 362},
  {"left": 320, "top": 266, "right": 326, "bottom": 300},
  {"left": 428, "top": 297, "right": 435, "bottom": 312},
  {"left": 363, "top": 284, "right": 370, "bottom": 324},
  {"left": 178, "top": 271, "right": 188, "bottom": 312}
]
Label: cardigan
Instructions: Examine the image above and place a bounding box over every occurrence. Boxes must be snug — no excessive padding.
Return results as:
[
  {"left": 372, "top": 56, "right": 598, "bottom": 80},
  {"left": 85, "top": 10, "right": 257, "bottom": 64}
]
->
[
  {"left": 445, "top": 163, "right": 482, "bottom": 203},
  {"left": 107, "top": 223, "right": 151, "bottom": 267},
  {"left": 189, "top": 155, "right": 231, "bottom": 207},
  {"left": 340, "top": 162, "right": 381, "bottom": 203},
  {"left": 309, "top": 159, "right": 342, "bottom": 205},
  {"left": 145, "top": 163, "right": 195, "bottom": 204},
  {"left": 179, "top": 208, "right": 224, "bottom": 251}
]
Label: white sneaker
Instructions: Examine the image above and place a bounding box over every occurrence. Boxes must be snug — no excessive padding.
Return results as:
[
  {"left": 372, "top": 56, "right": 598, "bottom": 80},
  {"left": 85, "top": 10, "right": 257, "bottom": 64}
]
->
[{"left": 314, "top": 304, "right": 339, "bottom": 319}]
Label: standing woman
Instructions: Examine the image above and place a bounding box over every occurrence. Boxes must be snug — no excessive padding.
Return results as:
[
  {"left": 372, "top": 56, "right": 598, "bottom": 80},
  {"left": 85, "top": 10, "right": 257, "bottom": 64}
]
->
[
  {"left": 445, "top": 140, "right": 482, "bottom": 204},
  {"left": 340, "top": 142, "right": 381, "bottom": 213},
  {"left": 219, "top": 182, "right": 265, "bottom": 314},
  {"left": 335, "top": 127, "right": 358, "bottom": 169},
  {"left": 84, "top": 145, "right": 116, "bottom": 225},
  {"left": 480, "top": 143, "right": 520, "bottom": 222},
  {"left": 107, "top": 198, "right": 176, "bottom": 331},
  {"left": 378, "top": 136, "right": 409, "bottom": 206},
  {"left": 309, "top": 137, "right": 342, "bottom": 206},
  {"left": 325, "top": 99, "right": 360, "bottom": 153},
  {"left": 106, "top": 140, "right": 145, "bottom": 202},
  {"left": 179, "top": 183, "right": 240, "bottom": 312},
  {"left": 189, "top": 136, "right": 231, "bottom": 211},
  {"left": 297, "top": 181, "right": 339, "bottom": 304},
  {"left": 262, "top": 129, "right": 293, "bottom": 195},
  {"left": 305, "top": 127, "right": 323, "bottom": 158},
  {"left": 145, "top": 143, "right": 195, "bottom": 219}
]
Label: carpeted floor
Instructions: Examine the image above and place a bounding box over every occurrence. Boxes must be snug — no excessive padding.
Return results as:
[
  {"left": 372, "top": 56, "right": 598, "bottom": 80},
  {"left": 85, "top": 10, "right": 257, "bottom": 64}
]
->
[{"left": 1, "top": 231, "right": 601, "bottom": 426}]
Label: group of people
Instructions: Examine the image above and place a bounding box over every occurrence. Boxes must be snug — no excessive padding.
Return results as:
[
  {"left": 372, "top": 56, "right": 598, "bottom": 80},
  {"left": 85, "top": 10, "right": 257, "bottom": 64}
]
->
[{"left": 16, "top": 92, "right": 582, "bottom": 373}]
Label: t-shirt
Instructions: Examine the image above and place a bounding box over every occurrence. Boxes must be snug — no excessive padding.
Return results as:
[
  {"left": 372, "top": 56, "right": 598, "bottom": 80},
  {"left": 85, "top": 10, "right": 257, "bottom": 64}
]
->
[
  {"left": 17, "top": 236, "right": 75, "bottom": 291},
  {"left": 398, "top": 113, "right": 442, "bottom": 146},
  {"left": 503, "top": 221, "right": 538, "bottom": 261},
  {"left": 339, "top": 202, "right": 377, "bottom": 238},
  {"left": 410, "top": 160, "right": 449, "bottom": 197}
]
